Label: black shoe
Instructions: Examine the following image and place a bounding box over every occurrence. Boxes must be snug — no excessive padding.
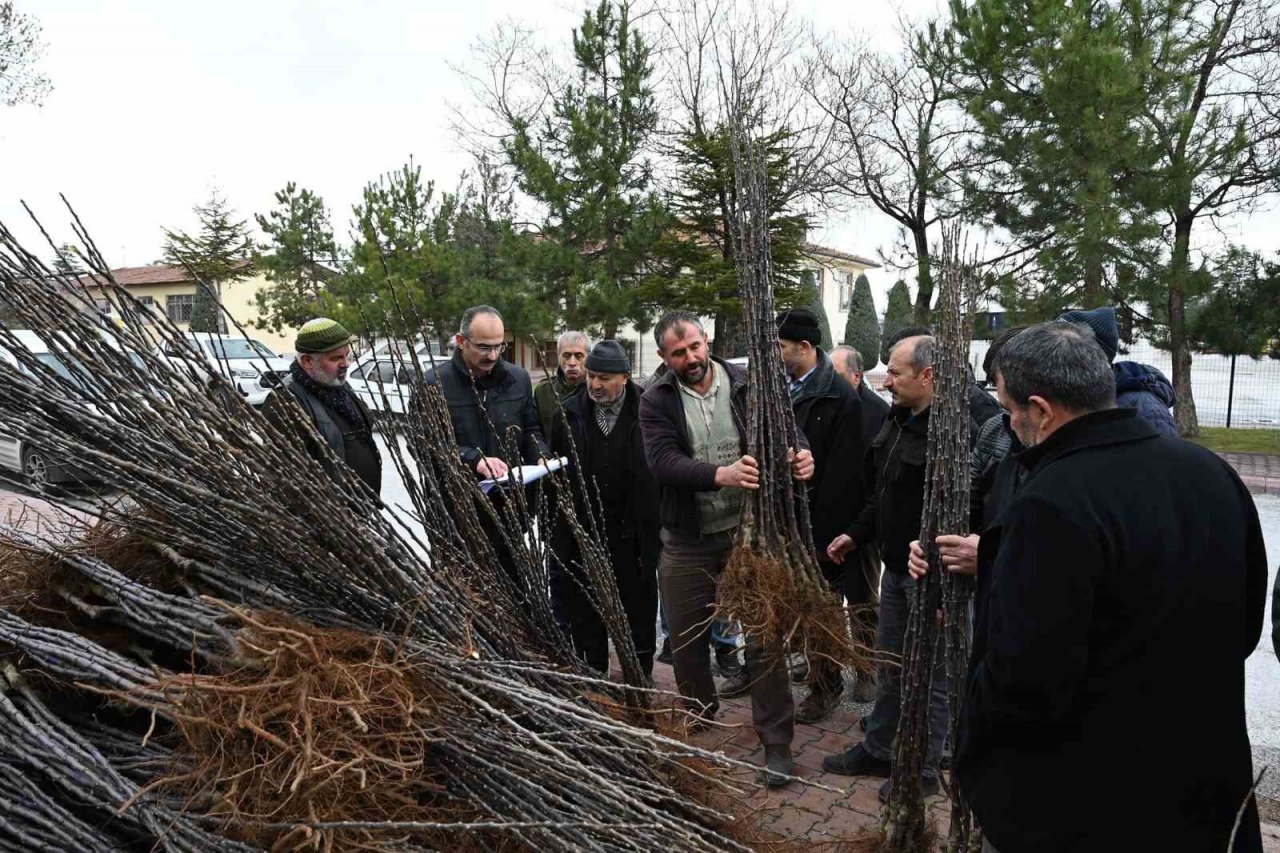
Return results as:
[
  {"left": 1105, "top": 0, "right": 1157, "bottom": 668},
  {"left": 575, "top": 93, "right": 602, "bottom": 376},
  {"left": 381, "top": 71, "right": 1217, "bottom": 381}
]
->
[
  {"left": 759, "top": 744, "right": 795, "bottom": 788},
  {"left": 877, "top": 774, "right": 940, "bottom": 804},
  {"left": 717, "top": 670, "right": 751, "bottom": 699},
  {"left": 715, "top": 646, "right": 742, "bottom": 677},
  {"left": 822, "top": 743, "right": 892, "bottom": 777},
  {"left": 851, "top": 676, "right": 878, "bottom": 703},
  {"left": 789, "top": 658, "right": 810, "bottom": 683},
  {"left": 794, "top": 687, "right": 842, "bottom": 724},
  {"left": 657, "top": 638, "right": 673, "bottom": 666}
]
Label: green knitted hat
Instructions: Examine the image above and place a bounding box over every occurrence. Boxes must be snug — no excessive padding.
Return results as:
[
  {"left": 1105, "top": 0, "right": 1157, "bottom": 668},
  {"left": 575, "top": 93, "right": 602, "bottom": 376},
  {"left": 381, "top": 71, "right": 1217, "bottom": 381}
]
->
[{"left": 295, "top": 317, "right": 355, "bottom": 354}]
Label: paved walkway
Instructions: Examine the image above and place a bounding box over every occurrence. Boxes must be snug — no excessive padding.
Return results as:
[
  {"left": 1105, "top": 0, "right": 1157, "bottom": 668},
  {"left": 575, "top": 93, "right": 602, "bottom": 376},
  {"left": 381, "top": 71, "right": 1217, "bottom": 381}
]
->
[
  {"left": 1222, "top": 452, "right": 1280, "bottom": 495},
  {"left": 653, "top": 662, "right": 1280, "bottom": 850}
]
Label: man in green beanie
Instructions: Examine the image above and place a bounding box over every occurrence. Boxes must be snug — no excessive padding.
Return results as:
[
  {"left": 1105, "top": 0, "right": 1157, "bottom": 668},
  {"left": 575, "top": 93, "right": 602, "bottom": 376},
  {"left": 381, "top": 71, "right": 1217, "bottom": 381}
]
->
[{"left": 265, "top": 317, "right": 382, "bottom": 495}]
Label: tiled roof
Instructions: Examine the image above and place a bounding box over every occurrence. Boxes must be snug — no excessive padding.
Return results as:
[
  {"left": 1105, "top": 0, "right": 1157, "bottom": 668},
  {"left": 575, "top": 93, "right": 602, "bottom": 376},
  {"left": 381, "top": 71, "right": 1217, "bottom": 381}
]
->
[{"left": 801, "top": 242, "right": 881, "bottom": 269}]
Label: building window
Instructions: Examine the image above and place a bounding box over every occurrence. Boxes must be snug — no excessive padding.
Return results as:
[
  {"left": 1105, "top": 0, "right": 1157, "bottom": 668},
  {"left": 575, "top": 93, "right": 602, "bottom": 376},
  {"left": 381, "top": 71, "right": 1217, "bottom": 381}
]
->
[
  {"left": 166, "top": 293, "right": 194, "bottom": 324},
  {"left": 840, "top": 272, "right": 854, "bottom": 310},
  {"left": 135, "top": 295, "right": 156, "bottom": 323}
]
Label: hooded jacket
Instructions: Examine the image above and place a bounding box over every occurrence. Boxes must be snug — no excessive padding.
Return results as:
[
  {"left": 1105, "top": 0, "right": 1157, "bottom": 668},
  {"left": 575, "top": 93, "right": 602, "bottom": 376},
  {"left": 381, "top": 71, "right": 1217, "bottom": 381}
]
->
[{"left": 1113, "top": 360, "right": 1177, "bottom": 436}]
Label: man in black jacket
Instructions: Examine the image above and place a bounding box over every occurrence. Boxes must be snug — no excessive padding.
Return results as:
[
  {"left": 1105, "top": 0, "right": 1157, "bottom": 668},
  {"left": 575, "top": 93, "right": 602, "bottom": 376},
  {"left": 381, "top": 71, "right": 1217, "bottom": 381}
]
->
[
  {"left": 777, "top": 311, "right": 872, "bottom": 722},
  {"left": 267, "top": 317, "right": 381, "bottom": 495},
  {"left": 822, "top": 334, "right": 949, "bottom": 803},
  {"left": 425, "top": 305, "right": 548, "bottom": 591},
  {"left": 640, "top": 310, "right": 813, "bottom": 787},
  {"left": 548, "top": 340, "right": 659, "bottom": 676},
  {"left": 425, "top": 305, "right": 547, "bottom": 476},
  {"left": 954, "top": 322, "right": 1266, "bottom": 852},
  {"left": 832, "top": 345, "right": 889, "bottom": 443}
]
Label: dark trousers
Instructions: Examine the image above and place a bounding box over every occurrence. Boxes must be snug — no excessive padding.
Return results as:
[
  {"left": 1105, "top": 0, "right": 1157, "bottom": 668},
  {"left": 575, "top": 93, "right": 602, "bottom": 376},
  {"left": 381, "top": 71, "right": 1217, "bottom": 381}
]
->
[
  {"left": 565, "top": 526, "right": 657, "bottom": 677},
  {"left": 849, "top": 542, "right": 882, "bottom": 650},
  {"left": 807, "top": 560, "right": 847, "bottom": 696},
  {"left": 658, "top": 528, "right": 794, "bottom": 746},
  {"left": 862, "top": 569, "right": 949, "bottom": 777}
]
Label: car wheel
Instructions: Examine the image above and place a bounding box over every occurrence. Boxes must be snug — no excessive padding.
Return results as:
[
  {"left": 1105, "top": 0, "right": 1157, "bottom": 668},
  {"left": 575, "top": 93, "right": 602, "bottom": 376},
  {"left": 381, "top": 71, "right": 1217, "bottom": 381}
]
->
[{"left": 21, "top": 447, "right": 50, "bottom": 489}]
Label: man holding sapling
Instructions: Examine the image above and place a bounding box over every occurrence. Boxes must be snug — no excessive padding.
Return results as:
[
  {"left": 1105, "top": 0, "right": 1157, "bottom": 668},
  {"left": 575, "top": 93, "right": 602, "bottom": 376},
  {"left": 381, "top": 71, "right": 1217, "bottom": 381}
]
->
[{"left": 639, "top": 310, "right": 813, "bottom": 788}]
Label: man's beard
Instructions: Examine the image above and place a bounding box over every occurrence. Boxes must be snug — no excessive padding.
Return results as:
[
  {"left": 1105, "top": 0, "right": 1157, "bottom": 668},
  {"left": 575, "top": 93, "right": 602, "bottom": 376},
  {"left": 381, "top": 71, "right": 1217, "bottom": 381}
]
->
[
  {"left": 677, "top": 360, "right": 707, "bottom": 385},
  {"left": 305, "top": 365, "right": 346, "bottom": 387},
  {"left": 591, "top": 387, "right": 622, "bottom": 404}
]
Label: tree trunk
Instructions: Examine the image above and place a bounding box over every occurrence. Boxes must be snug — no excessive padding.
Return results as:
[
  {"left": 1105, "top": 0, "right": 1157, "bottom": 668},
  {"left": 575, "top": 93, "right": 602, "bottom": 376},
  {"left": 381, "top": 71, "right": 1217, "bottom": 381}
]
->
[
  {"left": 714, "top": 310, "right": 745, "bottom": 358},
  {"left": 912, "top": 226, "right": 932, "bottom": 326},
  {"left": 1168, "top": 217, "right": 1199, "bottom": 437},
  {"left": 1083, "top": 250, "right": 1104, "bottom": 308}
]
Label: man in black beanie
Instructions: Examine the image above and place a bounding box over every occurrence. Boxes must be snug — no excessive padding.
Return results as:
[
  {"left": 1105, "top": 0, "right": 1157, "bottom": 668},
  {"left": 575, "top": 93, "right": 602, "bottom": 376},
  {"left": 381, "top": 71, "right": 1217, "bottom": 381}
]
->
[
  {"left": 548, "top": 340, "right": 660, "bottom": 676},
  {"left": 776, "top": 309, "right": 873, "bottom": 721}
]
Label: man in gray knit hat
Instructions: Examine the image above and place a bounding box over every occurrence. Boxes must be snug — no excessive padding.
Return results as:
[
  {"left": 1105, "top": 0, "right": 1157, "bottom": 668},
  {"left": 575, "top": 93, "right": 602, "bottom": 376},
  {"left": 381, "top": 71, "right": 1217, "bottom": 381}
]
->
[{"left": 548, "top": 340, "right": 660, "bottom": 675}]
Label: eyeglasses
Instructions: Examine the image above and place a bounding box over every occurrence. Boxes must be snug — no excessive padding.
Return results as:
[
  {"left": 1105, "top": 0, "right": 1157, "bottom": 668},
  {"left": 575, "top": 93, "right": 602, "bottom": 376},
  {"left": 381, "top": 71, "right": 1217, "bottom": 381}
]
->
[{"left": 464, "top": 336, "right": 508, "bottom": 355}]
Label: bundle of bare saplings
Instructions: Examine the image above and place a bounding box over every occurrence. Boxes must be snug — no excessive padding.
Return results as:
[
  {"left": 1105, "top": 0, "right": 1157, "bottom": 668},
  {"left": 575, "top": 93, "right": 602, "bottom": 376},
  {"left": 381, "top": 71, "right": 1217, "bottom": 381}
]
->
[{"left": 0, "top": 209, "right": 779, "bottom": 852}]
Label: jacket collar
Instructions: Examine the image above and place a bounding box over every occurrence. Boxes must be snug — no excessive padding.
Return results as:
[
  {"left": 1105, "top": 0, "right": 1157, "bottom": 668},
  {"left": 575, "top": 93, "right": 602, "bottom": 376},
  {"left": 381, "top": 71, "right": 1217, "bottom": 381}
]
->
[
  {"left": 888, "top": 402, "right": 931, "bottom": 435},
  {"left": 655, "top": 356, "right": 745, "bottom": 396},
  {"left": 1015, "top": 407, "right": 1158, "bottom": 474},
  {"left": 791, "top": 348, "right": 838, "bottom": 404}
]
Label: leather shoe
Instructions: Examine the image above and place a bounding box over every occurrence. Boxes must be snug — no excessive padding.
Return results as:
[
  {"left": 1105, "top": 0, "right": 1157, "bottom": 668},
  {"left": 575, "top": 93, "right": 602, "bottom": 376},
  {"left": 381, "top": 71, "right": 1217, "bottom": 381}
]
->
[
  {"left": 715, "top": 646, "right": 742, "bottom": 677},
  {"left": 851, "top": 675, "right": 878, "bottom": 703},
  {"left": 759, "top": 744, "right": 795, "bottom": 788},
  {"left": 794, "top": 687, "right": 841, "bottom": 724},
  {"left": 877, "top": 774, "right": 940, "bottom": 804},
  {"left": 717, "top": 670, "right": 751, "bottom": 699},
  {"left": 822, "top": 742, "right": 891, "bottom": 777},
  {"left": 656, "top": 638, "right": 673, "bottom": 666}
]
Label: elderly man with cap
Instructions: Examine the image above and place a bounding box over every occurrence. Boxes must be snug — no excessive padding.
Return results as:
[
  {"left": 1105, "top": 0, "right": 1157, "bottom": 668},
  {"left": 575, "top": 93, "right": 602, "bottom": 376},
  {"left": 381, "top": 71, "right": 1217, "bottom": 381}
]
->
[
  {"left": 777, "top": 309, "right": 873, "bottom": 722},
  {"left": 548, "top": 340, "right": 660, "bottom": 675},
  {"left": 266, "top": 317, "right": 382, "bottom": 495}
]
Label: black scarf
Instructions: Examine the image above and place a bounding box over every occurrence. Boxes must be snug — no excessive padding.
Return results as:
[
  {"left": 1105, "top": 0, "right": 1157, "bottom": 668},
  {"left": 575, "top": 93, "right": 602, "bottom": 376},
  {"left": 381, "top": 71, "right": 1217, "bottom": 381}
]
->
[{"left": 289, "top": 360, "right": 369, "bottom": 432}]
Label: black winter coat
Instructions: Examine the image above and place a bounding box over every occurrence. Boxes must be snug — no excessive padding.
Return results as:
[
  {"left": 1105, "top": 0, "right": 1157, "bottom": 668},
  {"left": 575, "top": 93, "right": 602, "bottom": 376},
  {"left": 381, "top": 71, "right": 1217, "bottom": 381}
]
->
[
  {"left": 791, "top": 350, "right": 868, "bottom": 557},
  {"left": 548, "top": 382, "right": 660, "bottom": 573},
  {"left": 956, "top": 409, "right": 1267, "bottom": 853},
  {"left": 846, "top": 404, "right": 929, "bottom": 574},
  {"left": 424, "top": 350, "right": 548, "bottom": 469}
]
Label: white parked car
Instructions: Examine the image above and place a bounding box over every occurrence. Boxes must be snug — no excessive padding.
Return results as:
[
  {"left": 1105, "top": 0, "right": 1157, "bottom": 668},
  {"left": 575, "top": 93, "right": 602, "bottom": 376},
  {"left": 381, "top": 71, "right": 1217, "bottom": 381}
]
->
[
  {"left": 346, "top": 358, "right": 414, "bottom": 415},
  {"left": 167, "top": 332, "right": 291, "bottom": 407}
]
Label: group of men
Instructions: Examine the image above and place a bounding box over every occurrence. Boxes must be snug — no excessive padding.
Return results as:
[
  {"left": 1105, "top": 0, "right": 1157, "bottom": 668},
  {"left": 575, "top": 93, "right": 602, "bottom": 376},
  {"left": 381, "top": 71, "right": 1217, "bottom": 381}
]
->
[{"left": 269, "top": 303, "right": 1276, "bottom": 852}]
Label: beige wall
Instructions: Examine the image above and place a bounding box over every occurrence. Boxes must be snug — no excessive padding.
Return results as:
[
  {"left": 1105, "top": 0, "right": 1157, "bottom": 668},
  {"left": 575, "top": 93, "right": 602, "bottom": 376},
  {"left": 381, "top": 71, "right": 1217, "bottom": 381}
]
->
[{"left": 82, "top": 273, "right": 294, "bottom": 356}]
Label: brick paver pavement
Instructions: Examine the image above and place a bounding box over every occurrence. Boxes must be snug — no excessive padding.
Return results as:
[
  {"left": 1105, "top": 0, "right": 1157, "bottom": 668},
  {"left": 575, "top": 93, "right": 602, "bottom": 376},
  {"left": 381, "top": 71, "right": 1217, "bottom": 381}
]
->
[
  {"left": 651, "top": 661, "right": 1280, "bottom": 850},
  {"left": 1221, "top": 452, "right": 1280, "bottom": 495}
]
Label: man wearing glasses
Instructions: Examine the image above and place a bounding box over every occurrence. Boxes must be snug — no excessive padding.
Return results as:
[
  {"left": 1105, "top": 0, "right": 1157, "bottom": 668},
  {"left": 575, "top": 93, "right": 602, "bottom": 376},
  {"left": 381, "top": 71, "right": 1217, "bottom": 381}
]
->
[{"left": 427, "top": 304, "right": 548, "bottom": 480}]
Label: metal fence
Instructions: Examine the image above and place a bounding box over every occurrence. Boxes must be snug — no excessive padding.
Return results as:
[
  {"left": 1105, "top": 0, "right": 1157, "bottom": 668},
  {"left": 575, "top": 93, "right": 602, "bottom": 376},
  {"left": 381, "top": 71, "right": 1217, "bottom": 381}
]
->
[{"left": 968, "top": 339, "right": 1280, "bottom": 429}]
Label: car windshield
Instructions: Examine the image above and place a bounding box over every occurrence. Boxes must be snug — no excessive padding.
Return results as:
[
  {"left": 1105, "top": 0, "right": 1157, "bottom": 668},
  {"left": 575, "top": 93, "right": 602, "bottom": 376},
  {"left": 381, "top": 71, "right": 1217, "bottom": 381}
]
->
[{"left": 200, "top": 339, "right": 274, "bottom": 360}]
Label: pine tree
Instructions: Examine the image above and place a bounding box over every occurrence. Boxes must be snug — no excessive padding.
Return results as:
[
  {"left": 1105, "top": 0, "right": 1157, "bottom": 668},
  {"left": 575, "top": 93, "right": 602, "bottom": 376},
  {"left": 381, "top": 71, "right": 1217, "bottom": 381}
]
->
[
  {"left": 162, "top": 190, "right": 252, "bottom": 329},
  {"left": 503, "top": 0, "right": 666, "bottom": 338},
  {"left": 843, "top": 272, "right": 881, "bottom": 370},
  {"left": 1190, "top": 247, "right": 1280, "bottom": 359},
  {"left": 782, "top": 271, "right": 833, "bottom": 351},
  {"left": 51, "top": 243, "right": 82, "bottom": 275},
  {"left": 188, "top": 282, "right": 221, "bottom": 333},
  {"left": 252, "top": 183, "right": 339, "bottom": 334},
  {"left": 643, "top": 124, "right": 808, "bottom": 356},
  {"left": 947, "top": 0, "right": 1163, "bottom": 311},
  {"left": 880, "top": 279, "right": 914, "bottom": 364}
]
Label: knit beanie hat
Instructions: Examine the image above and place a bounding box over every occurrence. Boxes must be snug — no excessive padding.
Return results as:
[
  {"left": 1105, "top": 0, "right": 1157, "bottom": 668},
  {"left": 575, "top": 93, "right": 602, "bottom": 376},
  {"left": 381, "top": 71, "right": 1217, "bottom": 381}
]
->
[
  {"left": 1057, "top": 306, "right": 1119, "bottom": 362},
  {"left": 295, "top": 317, "right": 355, "bottom": 354},
  {"left": 585, "top": 340, "right": 631, "bottom": 374},
  {"left": 776, "top": 308, "right": 822, "bottom": 345}
]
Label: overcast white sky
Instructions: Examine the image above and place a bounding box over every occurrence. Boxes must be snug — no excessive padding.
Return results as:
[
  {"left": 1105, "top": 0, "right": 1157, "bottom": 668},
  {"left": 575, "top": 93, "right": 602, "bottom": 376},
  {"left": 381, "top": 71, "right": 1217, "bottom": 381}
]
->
[{"left": 2, "top": 0, "right": 1277, "bottom": 311}]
